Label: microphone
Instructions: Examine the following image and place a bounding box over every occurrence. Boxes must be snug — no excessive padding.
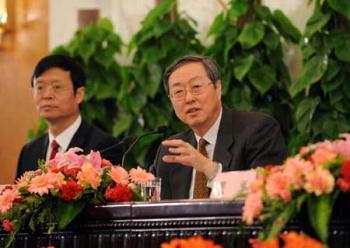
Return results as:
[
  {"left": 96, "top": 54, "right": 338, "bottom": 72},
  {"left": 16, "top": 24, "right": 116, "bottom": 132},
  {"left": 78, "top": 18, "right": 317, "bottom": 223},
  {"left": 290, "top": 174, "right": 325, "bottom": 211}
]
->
[
  {"left": 99, "top": 136, "right": 132, "bottom": 155},
  {"left": 121, "top": 126, "right": 167, "bottom": 167}
]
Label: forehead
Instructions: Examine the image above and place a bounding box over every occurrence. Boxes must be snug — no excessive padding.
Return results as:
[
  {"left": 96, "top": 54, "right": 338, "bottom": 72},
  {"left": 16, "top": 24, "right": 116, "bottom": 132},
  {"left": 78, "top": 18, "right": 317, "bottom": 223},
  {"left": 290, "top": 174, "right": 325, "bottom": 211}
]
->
[
  {"left": 168, "top": 62, "right": 208, "bottom": 87},
  {"left": 34, "top": 67, "right": 71, "bottom": 84}
]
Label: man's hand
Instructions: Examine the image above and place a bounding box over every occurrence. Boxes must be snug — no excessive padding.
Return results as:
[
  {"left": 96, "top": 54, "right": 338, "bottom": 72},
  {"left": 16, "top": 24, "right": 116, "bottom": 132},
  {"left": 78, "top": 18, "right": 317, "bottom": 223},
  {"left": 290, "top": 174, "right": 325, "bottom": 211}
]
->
[{"left": 161, "top": 139, "right": 218, "bottom": 179}]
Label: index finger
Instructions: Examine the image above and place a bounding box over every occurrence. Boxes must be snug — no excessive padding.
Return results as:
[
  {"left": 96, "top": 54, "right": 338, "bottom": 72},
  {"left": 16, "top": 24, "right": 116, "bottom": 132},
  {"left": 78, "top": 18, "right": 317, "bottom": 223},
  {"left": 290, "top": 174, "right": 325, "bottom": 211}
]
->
[{"left": 162, "top": 139, "right": 186, "bottom": 147}]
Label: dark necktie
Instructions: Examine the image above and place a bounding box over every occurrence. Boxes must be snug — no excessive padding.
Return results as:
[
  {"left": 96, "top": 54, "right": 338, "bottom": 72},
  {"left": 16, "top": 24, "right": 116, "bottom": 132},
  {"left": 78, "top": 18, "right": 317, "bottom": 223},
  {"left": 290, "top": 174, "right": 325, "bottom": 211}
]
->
[
  {"left": 193, "top": 138, "right": 210, "bottom": 199},
  {"left": 49, "top": 140, "right": 60, "bottom": 160}
]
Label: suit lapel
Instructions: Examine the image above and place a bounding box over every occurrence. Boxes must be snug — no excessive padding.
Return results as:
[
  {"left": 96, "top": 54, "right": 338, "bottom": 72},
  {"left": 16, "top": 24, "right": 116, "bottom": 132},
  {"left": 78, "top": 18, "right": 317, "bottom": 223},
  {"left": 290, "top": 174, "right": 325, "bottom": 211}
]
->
[
  {"left": 41, "top": 134, "right": 49, "bottom": 160},
  {"left": 67, "top": 121, "right": 87, "bottom": 152},
  {"left": 213, "top": 106, "right": 234, "bottom": 171}
]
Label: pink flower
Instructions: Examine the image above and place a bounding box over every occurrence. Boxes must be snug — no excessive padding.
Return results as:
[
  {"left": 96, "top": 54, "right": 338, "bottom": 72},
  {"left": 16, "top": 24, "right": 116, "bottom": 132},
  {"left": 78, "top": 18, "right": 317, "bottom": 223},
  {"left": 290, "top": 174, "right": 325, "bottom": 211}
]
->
[
  {"left": 46, "top": 147, "right": 84, "bottom": 171},
  {"left": 310, "top": 148, "right": 337, "bottom": 165},
  {"left": 0, "top": 184, "right": 13, "bottom": 194},
  {"left": 77, "top": 163, "right": 101, "bottom": 189},
  {"left": 0, "top": 188, "right": 21, "bottom": 213},
  {"left": 16, "top": 171, "right": 38, "bottom": 188},
  {"left": 304, "top": 167, "right": 335, "bottom": 196},
  {"left": 85, "top": 151, "right": 102, "bottom": 171},
  {"left": 129, "top": 166, "right": 155, "bottom": 184},
  {"left": 299, "top": 146, "right": 310, "bottom": 156},
  {"left": 27, "top": 172, "right": 60, "bottom": 196},
  {"left": 332, "top": 133, "right": 350, "bottom": 160},
  {"left": 283, "top": 157, "right": 313, "bottom": 189},
  {"left": 242, "top": 191, "right": 263, "bottom": 224},
  {"left": 109, "top": 166, "right": 129, "bottom": 185},
  {"left": 266, "top": 171, "right": 291, "bottom": 202},
  {"left": 101, "top": 159, "right": 113, "bottom": 167}
]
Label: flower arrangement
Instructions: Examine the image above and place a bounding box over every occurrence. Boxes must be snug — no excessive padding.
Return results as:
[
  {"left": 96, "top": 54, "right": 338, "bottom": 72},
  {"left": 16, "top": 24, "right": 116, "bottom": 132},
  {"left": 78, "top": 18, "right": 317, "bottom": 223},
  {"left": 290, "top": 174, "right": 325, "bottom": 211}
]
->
[
  {"left": 0, "top": 148, "right": 154, "bottom": 247},
  {"left": 242, "top": 133, "right": 350, "bottom": 246},
  {"left": 250, "top": 231, "right": 324, "bottom": 248},
  {"left": 161, "top": 235, "right": 222, "bottom": 248}
]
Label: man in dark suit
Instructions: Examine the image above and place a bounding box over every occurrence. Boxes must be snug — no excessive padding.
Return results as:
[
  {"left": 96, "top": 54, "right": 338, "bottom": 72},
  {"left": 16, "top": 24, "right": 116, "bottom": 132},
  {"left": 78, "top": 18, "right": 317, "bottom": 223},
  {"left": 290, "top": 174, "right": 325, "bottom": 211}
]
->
[
  {"left": 16, "top": 55, "right": 122, "bottom": 179},
  {"left": 153, "top": 55, "right": 287, "bottom": 200}
]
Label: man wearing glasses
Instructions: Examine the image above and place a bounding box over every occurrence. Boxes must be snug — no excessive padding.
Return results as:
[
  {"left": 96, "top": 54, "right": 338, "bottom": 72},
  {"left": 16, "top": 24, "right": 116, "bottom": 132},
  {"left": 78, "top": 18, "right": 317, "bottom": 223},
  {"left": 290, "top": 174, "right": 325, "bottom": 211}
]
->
[
  {"left": 16, "top": 55, "right": 123, "bottom": 179},
  {"left": 153, "top": 55, "right": 287, "bottom": 200}
]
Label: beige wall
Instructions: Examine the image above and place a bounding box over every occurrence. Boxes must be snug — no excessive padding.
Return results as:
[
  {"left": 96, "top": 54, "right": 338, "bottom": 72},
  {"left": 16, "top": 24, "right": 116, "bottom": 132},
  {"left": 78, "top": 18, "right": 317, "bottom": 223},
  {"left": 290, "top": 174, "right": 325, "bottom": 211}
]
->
[
  {"left": 0, "top": 0, "right": 48, "bottom": 183},
  {"left": 0, "top": 0, "right": 314, "bottom": 184}
]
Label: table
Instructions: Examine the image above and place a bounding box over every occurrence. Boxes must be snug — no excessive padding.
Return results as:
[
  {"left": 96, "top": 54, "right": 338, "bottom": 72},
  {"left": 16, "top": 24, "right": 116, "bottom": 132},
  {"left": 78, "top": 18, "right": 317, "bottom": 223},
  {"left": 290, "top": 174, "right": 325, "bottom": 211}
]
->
[{"left": 1, "top": 200, "right": 349, "bottom": 247}]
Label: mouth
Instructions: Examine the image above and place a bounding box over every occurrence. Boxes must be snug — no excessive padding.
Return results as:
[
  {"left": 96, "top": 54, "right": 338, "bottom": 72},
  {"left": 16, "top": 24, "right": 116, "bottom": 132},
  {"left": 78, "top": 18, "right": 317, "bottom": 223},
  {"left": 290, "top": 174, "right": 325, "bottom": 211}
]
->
[
  {"left": 185, "top": 107, "right": 200, "bottom": 114},
  {"left": 39, "top": 105, "right": 57, "bottom": 111}
]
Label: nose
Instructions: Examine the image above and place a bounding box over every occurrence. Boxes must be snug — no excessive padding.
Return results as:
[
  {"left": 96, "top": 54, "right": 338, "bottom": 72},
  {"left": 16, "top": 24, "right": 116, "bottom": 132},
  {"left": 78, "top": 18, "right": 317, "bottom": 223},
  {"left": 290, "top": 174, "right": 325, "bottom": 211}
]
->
[
  {"left": 184, "top": 88, "right": 195, "bottom": 103},
  {"left": 41, "top": 86, "right": 54, "bottom": 98}
]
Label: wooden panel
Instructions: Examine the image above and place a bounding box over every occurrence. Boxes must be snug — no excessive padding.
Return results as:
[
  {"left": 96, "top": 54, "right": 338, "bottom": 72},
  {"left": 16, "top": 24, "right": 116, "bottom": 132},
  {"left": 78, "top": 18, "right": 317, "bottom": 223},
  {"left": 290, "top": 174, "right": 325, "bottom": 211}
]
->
[{"left": 0, "top": 0, "right": 48, "bottom": 183}]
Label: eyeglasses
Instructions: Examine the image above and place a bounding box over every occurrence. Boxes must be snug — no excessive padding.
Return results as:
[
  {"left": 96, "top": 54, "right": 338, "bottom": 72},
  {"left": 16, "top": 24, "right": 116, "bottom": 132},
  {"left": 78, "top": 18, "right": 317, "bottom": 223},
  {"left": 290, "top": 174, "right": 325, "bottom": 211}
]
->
[
  {"left": 169, "top": 81, "right": 213, "bottom": 100},
  {"left": 33, "top": 83, "right": 69, "bottom": 95}
]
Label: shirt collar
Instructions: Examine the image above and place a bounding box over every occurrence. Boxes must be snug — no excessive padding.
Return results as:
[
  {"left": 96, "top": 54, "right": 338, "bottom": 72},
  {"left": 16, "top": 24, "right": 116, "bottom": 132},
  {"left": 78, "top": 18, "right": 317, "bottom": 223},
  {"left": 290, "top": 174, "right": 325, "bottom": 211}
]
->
[
  {"left": 194, "top": 107, "right": 222, "bottom": 146},
  {"left": 48, "top": 115, "right": 82, "bottom": 152}
]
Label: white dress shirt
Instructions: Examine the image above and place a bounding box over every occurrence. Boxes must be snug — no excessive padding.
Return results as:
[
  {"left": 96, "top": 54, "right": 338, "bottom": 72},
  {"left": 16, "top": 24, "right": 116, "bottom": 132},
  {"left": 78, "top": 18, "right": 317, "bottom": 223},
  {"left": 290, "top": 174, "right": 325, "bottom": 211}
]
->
[
  {"left": 46, "top": 115, "right": 82, "bottom": 161},
  {"left": 188, "top": 108, "right": 223, "bottom": 198}
]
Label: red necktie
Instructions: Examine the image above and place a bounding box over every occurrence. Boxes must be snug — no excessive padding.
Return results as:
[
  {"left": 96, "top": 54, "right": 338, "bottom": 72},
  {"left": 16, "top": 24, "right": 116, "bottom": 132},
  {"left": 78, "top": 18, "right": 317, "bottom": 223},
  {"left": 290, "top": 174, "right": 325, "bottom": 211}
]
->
[
  {"left": 193, "top": 138, "right": 210, "bottom": 199},
  {"left": 49, "top": 140, "right": 60, "bottom": 160}
]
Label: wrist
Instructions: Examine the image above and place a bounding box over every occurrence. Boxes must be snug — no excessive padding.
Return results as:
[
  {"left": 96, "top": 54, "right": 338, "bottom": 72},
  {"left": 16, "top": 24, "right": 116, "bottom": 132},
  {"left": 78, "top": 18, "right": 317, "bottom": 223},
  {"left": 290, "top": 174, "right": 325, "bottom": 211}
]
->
[{"left": 205, "top": 161, "right": 219, "bottom": 180}]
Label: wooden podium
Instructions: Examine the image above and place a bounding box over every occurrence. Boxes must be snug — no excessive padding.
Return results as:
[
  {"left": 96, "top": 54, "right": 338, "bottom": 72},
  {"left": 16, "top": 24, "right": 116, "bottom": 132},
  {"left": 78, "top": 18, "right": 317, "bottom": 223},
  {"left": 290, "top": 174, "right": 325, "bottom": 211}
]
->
[{"left": 1, "top": 200, "right": 350, "bottom": 247}]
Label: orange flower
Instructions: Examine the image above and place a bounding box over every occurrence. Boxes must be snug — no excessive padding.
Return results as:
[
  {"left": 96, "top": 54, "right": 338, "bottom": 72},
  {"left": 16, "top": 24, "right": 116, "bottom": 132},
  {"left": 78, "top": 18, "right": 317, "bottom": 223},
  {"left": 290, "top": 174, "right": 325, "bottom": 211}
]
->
[
  {"left": 161, "top": 236, "right": 222, "bottom": 248},
  {"left": 249, "top": 238, "right": 279, "bottom": 248},
  {"left": 280, "top": 232, "right": 324, "bottom": 248},
  {"left": 77, "top": 163, "right": 101, "bottom": 189},
  {"left": 129, "top": 166, "right": 155, "bottom": 184}
]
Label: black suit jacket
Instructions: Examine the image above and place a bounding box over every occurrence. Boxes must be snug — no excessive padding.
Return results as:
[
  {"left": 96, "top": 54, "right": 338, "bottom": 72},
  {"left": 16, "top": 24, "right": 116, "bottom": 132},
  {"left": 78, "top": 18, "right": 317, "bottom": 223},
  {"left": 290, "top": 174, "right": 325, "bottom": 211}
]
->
[
  {"left": 153, "top": 106, "right": 288, "bottom": 199},
  {"left": 16, "top": 120, "right": 123, "bottom": 179}
]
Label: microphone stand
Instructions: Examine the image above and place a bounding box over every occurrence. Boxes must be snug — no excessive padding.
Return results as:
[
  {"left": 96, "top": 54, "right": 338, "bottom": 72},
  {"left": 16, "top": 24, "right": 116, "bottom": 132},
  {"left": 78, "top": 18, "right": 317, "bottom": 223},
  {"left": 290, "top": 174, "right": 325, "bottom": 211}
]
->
[{"left": 121, "top": 127, "right": 166, "bottom": 167}]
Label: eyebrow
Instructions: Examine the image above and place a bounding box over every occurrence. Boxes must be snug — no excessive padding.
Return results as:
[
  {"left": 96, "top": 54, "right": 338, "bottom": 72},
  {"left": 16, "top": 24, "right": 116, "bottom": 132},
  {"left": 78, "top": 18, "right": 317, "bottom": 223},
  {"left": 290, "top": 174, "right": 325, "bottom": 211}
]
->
[{"left": 169, "top": 76, "right": 203, "bottom": 87}]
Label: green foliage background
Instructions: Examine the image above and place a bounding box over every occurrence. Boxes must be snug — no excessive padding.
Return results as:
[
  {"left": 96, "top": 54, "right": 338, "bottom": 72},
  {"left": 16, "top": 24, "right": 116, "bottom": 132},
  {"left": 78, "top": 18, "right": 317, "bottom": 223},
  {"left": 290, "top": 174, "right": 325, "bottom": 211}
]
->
[{"left": 31, "top": 0, "right": 350, "bottom": 168}]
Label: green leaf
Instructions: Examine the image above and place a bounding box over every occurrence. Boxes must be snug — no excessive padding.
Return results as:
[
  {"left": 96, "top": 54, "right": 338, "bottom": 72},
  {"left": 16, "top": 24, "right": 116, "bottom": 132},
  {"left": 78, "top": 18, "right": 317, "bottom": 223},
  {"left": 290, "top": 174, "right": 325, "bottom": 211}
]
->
[
  {"left": 143, "top": 46, "right": 165, "bottom": 64},
  {"left": 272, "top": 10, "right": 301, "bottom": 43},
  {"left": 228, "top": 0, "right": 248, "bottom": 20},
  {"left": 248, "top": 65, "right": 276, "bottom": 95},
  {"left": 208, "top": 13, "right": 224, "bottom": 36},
  {"left": 327, "top": 0, "right": 350, "bottom": 20},
  {"left": 147, "top": 64, "right": 162, "bottom": 97},
  {"left": 78, "top": 39, "right": 96, "bottom": 65},
  {"left": 254, "top": 4, "right": 272, "bottom": 23},
  {"left": 56, "top": 200, "right": 86, "bottom": 230},
  {"left": 262, "top": 197, "right": 303, "bottom": 241},
  {"left": 129, "top": 89, "right": 147, "bottom": 114},
  {"left": 290, "top": 56, "right": 327, "bottom": 97},
  {"left": 307, "top": 192, "right": 339, "bottom": 243},
  {"left": 142, "top": 0, "right": 175, "bottom": 30},
  {"left": 113, "top": 112, "right": 133, "bottom": 138},
  {"left": 321, "top": 78, "right": 342, "bottom": 95},
  {"left": 238, "top": 22, "right": 265, "bottom": 49},
  {"left": 233, "top": 54, "right": 254, "bottom": 81},
  {"left": 153, "top": 20, "right": 172, "bottom": 37},
  {"left": 332, "top": 32, "right": 350, "bottom": 63},
  {"left": 97, "top": 17, "right": 114, "bottom": 32},
  {"left": 263, "top": 31, "right": 280, "bottom": 50},
  {"left": 304, "top": 11, "right": 331, "bottom": 37},
  {"left": 322, "top": 59, "right": 340, "bottom": 82},
  {"left": 295, "top": 97, "right": 320, "bottom": 133}
]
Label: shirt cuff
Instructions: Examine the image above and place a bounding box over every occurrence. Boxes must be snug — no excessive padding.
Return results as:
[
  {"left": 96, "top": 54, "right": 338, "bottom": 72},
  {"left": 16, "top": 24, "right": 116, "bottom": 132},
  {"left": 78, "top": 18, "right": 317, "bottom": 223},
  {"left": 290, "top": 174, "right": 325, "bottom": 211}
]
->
[{"left": 207, "top": 162, "right": 222, "bottom": 188}]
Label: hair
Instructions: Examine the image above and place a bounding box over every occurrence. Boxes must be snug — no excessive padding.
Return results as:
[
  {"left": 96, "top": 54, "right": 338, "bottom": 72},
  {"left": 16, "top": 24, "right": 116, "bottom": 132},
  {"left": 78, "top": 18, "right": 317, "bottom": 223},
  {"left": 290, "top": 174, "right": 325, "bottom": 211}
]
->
[
  {"left": 163, "top": 55, "right": 221, "bottom": 94},
  {"left": 31, "top": 54, "right": 86, "bottom": 93}
]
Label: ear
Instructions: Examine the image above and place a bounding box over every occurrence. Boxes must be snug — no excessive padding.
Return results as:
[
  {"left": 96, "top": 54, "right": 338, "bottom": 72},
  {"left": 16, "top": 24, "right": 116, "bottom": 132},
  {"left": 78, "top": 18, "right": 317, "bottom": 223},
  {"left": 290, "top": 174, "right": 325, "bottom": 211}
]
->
[
  {"left": 215, "top": 80, "right": 222, "bottom": 99},
  {"left": 75, "top": 87, "right": 85, "bottom": 104}
]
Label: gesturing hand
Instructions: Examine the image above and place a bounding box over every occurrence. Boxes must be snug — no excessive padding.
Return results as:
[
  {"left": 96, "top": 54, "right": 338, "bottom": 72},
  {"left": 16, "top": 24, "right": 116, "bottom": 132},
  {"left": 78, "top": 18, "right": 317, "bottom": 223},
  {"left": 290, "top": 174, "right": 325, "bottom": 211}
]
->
[{"left": 161, "top": 139, "right": 218, "bottom": 179}]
